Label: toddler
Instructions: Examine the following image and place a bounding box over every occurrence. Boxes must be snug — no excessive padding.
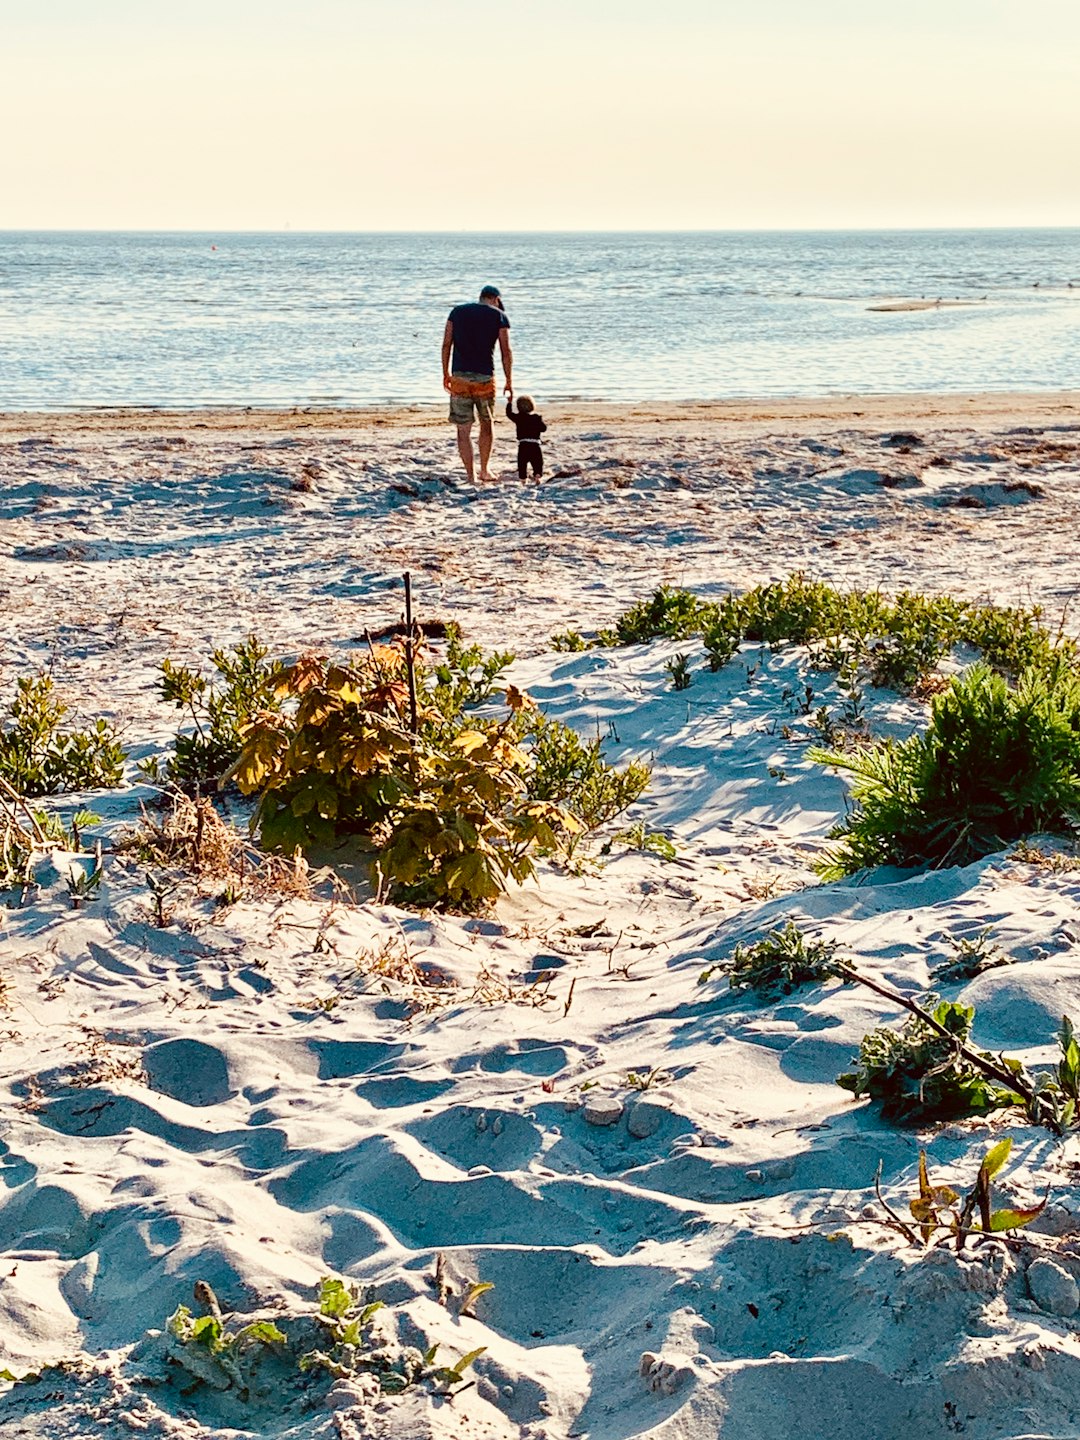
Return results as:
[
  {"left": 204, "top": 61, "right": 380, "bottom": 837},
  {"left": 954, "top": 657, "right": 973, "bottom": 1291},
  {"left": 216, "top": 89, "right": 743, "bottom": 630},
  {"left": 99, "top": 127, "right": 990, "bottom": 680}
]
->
[{"left": 505, "top": 395, "right": 547, "bottom": 479}]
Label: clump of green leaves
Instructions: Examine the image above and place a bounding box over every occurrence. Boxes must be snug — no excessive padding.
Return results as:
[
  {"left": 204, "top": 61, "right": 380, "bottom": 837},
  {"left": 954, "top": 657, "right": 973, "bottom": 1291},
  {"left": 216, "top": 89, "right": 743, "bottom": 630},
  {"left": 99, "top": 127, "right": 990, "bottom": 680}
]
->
[
  {"left": 903, "top": 1140, "right": 1046, "bottom": 1249},
  {"left": 610, "top": 586, "right": 717, "bottom": 645},
  {"left": 931, "top": 927, "right": 1012, "bottom": 985},
  {"left": 612, "top": 820, "right": 677, "bottom": 860},
  {"left": 702, "top": 623, "right": 741, "bottom": 671},
  {"left": 0, "top": 674, "right": 125, "bottom": 796},
  {"left": 165, "top": 1303, "right": 286, "bottom": 1397},
  {"left": 299, "top": 1278, "right": 390, "bottom": 1382},
  {"left": 698, "top": 921, "right": 843, "bottom": 997},
  {"left": 301, "top": 1277, "right": 483, "bottom": 1396},
  {"left": 815, "top": 661, "right": 1080, "bottom": 877},
  {"left": 550, "top": 629, "right": 589, "bottom": 652},
  {"left": 665, "top": 653, "right": 692, "bottom": 691},
  {"left": 430, "top": 626, "right": 515, "bottom": 711},
  {"left": 838, "top": 998, "right": 1025, "bottom": 1123},
  {"left": 1029, "top": 1015, "right": 1080, "bottom": 1131},
  {"left": 146, "top": 636, "right": 283, "bottom": 788}
]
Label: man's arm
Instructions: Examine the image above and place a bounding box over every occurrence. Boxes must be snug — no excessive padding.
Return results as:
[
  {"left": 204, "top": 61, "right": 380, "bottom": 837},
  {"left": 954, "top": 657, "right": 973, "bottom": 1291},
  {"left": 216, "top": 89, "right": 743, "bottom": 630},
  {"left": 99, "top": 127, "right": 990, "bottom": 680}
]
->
[
  {"left": 441, "top": 319, "right": 453, "bottom": 391},
  {"left": 498, "top": 327, "right": 513, "bottom": 397}
]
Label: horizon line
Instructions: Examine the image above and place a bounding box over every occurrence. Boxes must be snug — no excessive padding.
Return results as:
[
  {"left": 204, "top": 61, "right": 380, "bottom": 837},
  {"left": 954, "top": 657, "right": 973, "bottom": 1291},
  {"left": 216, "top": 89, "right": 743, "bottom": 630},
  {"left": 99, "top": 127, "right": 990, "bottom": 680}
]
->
[{"left": 3, "top": 224, "right": 1080, "bottom": 237}]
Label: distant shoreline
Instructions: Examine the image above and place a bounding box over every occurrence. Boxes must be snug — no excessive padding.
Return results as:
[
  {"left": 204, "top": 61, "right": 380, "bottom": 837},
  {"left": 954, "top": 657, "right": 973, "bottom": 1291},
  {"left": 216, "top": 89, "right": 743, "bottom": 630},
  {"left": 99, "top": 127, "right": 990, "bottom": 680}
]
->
[{"left": 3, "top": 390, "right": 1079, "bottom": 439}]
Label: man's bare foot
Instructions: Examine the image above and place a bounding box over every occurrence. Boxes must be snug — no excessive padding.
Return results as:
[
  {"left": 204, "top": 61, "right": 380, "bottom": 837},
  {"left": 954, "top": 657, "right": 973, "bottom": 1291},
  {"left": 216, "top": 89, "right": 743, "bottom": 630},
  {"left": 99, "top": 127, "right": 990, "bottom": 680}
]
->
[{"left": 477, "top": 471, "right": 495, "bottom": 483}]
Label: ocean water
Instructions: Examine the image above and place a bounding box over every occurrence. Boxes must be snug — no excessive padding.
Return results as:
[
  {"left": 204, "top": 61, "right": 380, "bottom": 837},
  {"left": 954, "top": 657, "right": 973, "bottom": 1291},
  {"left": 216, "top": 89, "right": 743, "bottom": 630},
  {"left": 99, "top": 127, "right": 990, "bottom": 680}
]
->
[{"left": 0, "top": 230, "right": 1078, "bottom": 409}]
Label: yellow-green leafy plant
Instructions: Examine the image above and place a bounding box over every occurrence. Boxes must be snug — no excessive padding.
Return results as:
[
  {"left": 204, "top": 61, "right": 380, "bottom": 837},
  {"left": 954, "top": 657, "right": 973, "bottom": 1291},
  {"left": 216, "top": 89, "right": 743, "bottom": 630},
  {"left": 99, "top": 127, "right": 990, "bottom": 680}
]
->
[
  {"left": 375, "top": 718, "right": 573, "bottom": 909},
  {"left": 896, "top": 1140, "right": 1047, "bottom": 1250},
  {"left": 232, "top": 645, "right": 579, "bottom": 910},
  {"left": 300, "top": 1276, "right": 483, "bottom": 1396},
  {"left": 611, "top": 820, "right": 677, "bottom": 860}
]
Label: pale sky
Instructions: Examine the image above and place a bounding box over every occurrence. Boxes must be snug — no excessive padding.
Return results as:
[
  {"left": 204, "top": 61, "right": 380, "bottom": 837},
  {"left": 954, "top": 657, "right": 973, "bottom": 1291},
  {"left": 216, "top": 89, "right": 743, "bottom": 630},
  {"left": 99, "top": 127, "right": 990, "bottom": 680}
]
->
[{"left": 2, "top": 0, "right": 1079, "bottom": 231}]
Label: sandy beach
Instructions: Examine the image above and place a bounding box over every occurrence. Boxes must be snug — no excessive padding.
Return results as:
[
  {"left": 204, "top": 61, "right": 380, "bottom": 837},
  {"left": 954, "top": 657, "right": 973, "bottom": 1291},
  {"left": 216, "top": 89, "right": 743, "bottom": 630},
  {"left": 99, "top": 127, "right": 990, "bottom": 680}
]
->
[
  {"left": 3, "top": 390, "right": 1080, "bottom": 725},
  {"left": 3, "top": 388, "right": 1078, "bottom": 437},
  {"left": 3, "top": 390, "right": 1080, "bottom": 1440}
]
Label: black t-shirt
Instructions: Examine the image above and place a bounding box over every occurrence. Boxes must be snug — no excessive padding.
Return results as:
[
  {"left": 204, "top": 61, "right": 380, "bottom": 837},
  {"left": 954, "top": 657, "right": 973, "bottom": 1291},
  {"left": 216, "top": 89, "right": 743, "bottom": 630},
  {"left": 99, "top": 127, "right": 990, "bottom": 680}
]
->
[
  {"left": 448, "top": 302, "right": 509, "bottom": 376},
  {"left": 506, "top": 403, "right": 546, "bottom": 442}
]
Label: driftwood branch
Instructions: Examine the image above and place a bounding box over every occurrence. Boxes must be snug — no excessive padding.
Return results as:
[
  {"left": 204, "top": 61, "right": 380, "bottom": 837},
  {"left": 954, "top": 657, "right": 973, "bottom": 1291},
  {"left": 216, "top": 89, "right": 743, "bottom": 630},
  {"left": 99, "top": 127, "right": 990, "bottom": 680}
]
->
[{"left": 834, "top": 960, "right": 1054, "bottom": 1127}]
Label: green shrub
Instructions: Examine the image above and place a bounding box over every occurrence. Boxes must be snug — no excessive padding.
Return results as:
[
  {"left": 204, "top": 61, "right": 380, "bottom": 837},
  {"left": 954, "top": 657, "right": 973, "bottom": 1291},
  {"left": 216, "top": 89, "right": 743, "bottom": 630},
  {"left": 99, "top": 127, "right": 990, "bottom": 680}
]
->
[
  {"left": 430, "top": 626, "right": 515, "bottom": 711},
  {"left": 838, "top": 998, "right": 1024, "bottom": 1123},
  {"left": 550, "top": 629, "right": 589, "bottom": 652},
  {"left": 0, "top": 674, "right": 126, "bottom": 796},
  {"left": 698, "top": 921, "right": 842, "bottom": 997},
  {"left": 701, "top": 617, "right": 742, "bottom": 671},
  {"left": 234, "top": 641, "right": 647, "bottom": 911},
  {"left": 149, "top": 636, "right": 283, "bottom": 788},
  {"left": 814, "top": 661, "right": 1080, "bottom": 876},
  {"left": 375, "top": 726, "right": 569, "bottom": 910},
  {"left": 611, "top": 586, "right": 718, "bottom": 645},
  {"left": 525, "top": 713, "right": 649, "bottom": 854},
  {"left": 595, "top": 575, "right": 1075, "bottom": 697},
  {"left": 741, "top": 576, "right": 880, "bottom": 648},
  {"left": 965, "top": 601, "right": 1070, "bottom": 677}
]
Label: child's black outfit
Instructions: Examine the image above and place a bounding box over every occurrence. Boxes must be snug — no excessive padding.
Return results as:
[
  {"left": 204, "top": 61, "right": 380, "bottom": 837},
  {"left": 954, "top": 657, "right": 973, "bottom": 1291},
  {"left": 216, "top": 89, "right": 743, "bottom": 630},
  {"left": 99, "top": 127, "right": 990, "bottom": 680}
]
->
[{"left": 505, "top": 401, "right": 547, "bottom": 479}]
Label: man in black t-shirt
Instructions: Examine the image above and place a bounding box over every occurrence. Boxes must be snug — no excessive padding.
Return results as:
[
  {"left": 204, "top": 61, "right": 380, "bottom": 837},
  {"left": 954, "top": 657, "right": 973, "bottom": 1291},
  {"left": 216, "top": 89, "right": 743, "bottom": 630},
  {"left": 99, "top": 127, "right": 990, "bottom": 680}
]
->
[{"left": 441, "top": 284, "right": 513, "bottom": 482}]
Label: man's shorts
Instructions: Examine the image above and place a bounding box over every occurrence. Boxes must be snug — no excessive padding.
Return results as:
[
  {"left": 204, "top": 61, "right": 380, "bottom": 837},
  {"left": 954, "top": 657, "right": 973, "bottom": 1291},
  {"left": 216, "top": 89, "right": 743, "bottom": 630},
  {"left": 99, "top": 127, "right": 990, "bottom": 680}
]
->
[{"left": 448, "top": 372, "right": 496, "bottom": 424}]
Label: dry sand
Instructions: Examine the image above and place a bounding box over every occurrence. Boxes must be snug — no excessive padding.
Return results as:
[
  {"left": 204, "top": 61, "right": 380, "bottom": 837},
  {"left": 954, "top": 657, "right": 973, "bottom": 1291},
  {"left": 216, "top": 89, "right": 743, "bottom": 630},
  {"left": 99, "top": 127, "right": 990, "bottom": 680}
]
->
[{"left": 2, "top": 392, "right": 1080, "bottom": 1439}]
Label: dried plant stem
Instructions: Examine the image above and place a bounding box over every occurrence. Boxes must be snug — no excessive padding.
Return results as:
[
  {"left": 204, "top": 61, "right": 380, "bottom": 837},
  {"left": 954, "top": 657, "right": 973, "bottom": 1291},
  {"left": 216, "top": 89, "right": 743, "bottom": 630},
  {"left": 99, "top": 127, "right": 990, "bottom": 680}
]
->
[
  {"left": 403, "top": 571, "right": 420, "bottom": 737},
  {"left": 873, "top": 1159, "right": 918, "bottom": 1245},
  {"left": 0, "top": 776, "right": 50, "bottom": 847}
]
